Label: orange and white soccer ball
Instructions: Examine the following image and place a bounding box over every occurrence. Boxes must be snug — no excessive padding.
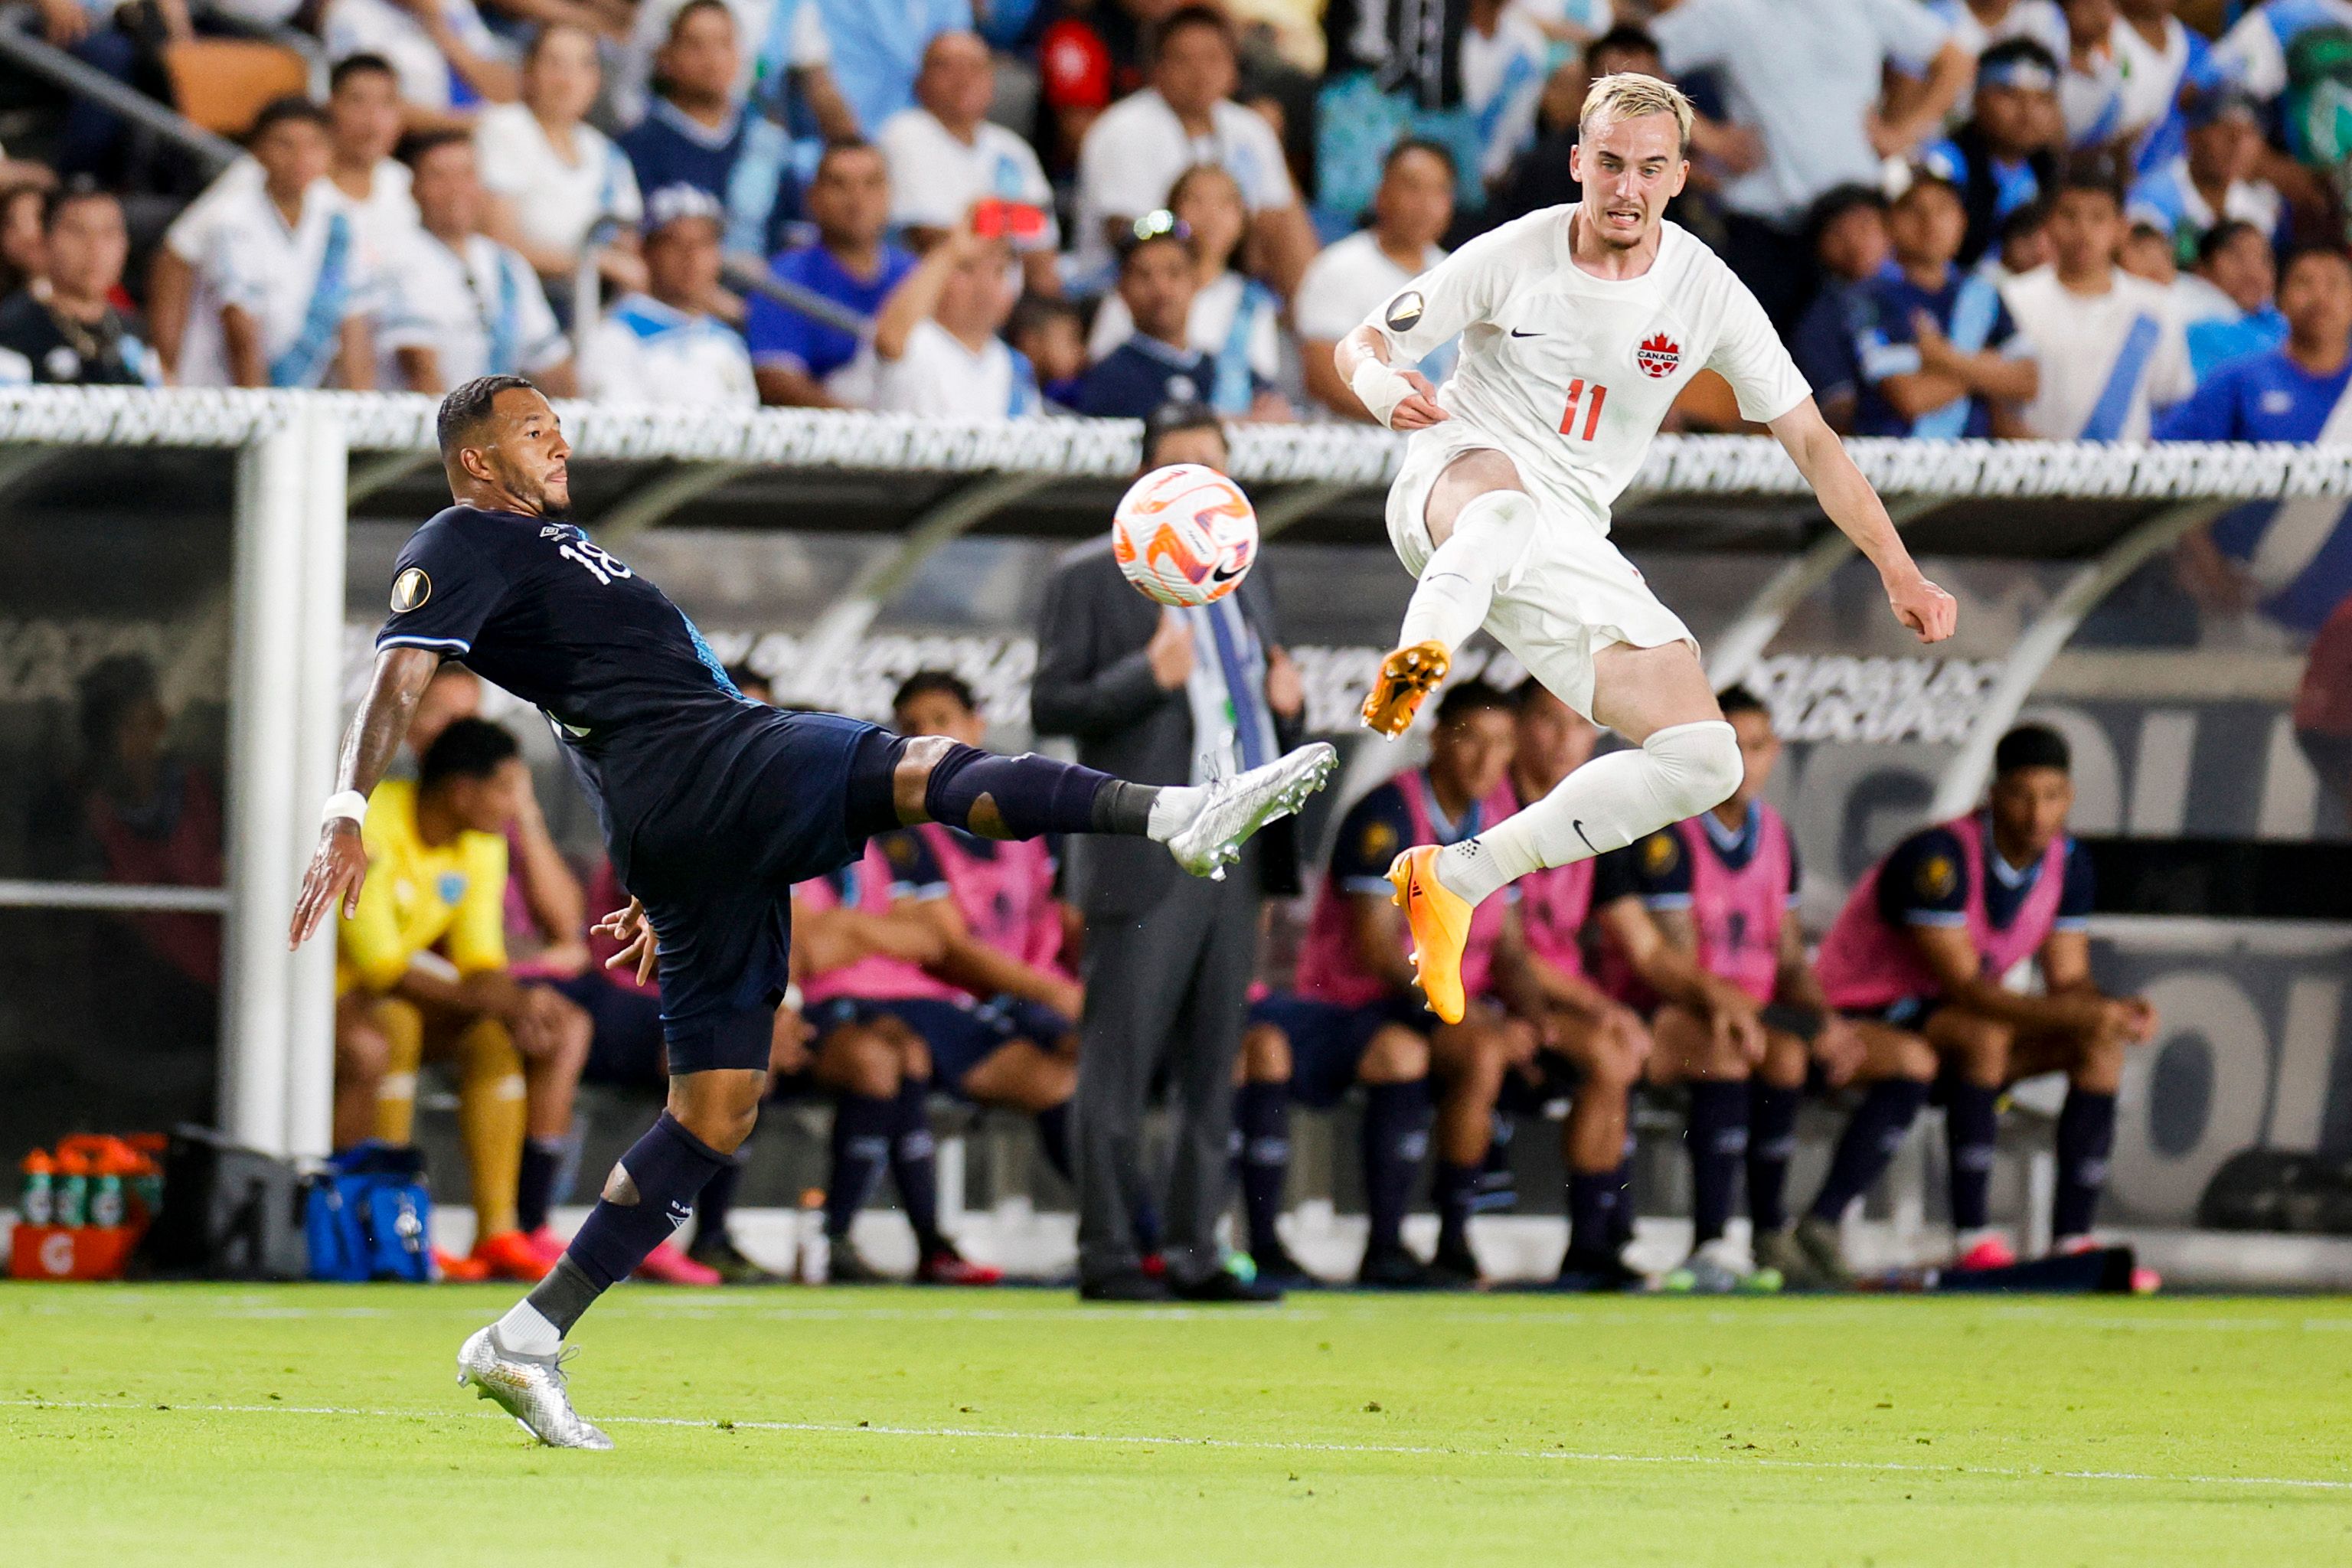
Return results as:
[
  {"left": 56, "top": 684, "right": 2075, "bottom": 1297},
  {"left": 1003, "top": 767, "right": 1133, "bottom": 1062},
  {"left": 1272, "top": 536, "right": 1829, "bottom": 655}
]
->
[{"left": 1110, "top": 462, "right": 1259, "bottom": 607}]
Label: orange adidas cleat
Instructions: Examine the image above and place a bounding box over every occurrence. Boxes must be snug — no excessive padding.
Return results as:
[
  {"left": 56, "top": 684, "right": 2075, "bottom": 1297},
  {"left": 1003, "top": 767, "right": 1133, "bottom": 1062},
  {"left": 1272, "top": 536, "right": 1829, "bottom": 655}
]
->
[
  {"left": 1361, "top": 641, "right": 1450, "bottom": 738},
  {"left": 473, "top": 1228, "right": 556, "bottom": 1282},
  {"left": 1388, "top": 844, "right": 1475, "bottom": 1025}
]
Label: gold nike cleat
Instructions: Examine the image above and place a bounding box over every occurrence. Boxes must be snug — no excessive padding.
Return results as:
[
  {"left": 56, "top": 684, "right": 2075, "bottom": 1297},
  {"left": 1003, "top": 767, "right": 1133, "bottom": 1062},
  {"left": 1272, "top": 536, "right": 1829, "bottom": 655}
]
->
[
  {"left": 1389, "top": 844, "right": 1475, "bottom": 1025},
  {"left": 1360, "top": 641, "right": 1450, "bottom": 739}
]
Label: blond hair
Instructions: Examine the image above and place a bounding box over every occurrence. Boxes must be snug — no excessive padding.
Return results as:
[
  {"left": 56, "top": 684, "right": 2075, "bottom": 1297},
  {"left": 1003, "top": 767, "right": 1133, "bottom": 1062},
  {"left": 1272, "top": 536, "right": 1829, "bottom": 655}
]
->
[{"left": 1579, "top": 72, "right": 1694, "bottom": 156}]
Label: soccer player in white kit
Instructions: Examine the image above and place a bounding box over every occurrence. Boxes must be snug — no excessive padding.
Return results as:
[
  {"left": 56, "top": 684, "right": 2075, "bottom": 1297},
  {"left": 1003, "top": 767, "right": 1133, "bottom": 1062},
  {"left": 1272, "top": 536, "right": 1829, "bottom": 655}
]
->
[{"left": 1336, "top": 74, "right": 1958, "bottom": 1026}]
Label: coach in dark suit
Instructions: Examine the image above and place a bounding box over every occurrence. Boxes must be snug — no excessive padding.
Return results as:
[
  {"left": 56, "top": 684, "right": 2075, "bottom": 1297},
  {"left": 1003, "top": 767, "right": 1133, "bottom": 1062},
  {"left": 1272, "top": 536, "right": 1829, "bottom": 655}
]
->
[{"left": 1032, "top": 403, "right": 1305, "bottom": 1302}]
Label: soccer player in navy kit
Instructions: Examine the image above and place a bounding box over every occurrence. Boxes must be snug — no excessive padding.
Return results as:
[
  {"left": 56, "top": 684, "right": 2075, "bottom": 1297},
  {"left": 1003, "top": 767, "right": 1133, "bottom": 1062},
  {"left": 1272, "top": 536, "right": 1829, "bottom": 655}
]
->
[{"left": 288, "top": 376, "right": 1336, "bottom": 1448}]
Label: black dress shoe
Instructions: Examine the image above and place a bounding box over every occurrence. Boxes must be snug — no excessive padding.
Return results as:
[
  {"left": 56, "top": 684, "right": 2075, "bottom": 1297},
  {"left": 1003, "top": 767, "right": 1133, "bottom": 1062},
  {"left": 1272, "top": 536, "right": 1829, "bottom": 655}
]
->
[
  {"left": 1171, "top": 1266, "right": 1283, "bottom": 1302},
  {"left": 1079, "top": 1267, "right": 1173, "bottom": 1302},
  {"left": 1357, "top": 1243, "right": 1439, "bottom": 1289}
]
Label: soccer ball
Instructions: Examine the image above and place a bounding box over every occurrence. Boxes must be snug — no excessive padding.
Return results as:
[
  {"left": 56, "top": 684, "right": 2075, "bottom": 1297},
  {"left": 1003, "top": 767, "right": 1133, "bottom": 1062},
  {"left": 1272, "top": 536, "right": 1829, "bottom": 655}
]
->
[{"left": 1111, "top": 462, "right": 1259, "bottom": 607}]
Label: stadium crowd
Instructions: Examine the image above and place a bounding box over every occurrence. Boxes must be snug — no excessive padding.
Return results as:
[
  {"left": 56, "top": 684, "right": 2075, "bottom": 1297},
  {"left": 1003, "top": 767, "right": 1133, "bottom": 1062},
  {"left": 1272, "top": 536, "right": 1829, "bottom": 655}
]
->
[{"left": 0, "top": 0, "right": 2340, "bottom": 442}]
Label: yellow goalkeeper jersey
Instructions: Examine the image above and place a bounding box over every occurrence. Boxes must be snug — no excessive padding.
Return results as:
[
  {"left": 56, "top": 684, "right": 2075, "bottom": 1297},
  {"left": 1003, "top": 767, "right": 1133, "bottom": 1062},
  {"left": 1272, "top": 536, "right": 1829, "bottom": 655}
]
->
[{"left": 335, "top": 777, "right": 509, "bottom": 996}]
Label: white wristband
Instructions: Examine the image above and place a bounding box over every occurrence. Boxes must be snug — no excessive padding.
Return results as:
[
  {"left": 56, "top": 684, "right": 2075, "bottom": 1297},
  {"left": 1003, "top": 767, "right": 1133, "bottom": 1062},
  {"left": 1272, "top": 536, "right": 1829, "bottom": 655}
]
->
[
  {"left": 322, "top": 790, "right": 369, "bottom": 829},
  {"left": 1349, "top": 357, "right": 1416, "bottom": 429}
]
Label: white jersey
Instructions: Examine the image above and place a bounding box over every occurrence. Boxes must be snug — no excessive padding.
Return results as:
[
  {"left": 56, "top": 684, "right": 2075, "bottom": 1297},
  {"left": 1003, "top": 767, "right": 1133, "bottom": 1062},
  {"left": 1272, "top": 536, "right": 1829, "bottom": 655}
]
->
[{"left": 1363, "top": 207, "right": 1810, "bottom": 532}]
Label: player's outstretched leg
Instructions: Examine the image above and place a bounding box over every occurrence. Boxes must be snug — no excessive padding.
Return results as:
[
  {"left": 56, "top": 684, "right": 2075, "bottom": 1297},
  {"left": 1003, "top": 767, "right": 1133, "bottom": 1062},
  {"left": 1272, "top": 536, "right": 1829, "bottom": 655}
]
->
[
  {"left": 899, "top": 734, "right": 1337, "bottom": 880},
  {"left": 1363, "top": 481, "right": 1540, "bottom": 739}
]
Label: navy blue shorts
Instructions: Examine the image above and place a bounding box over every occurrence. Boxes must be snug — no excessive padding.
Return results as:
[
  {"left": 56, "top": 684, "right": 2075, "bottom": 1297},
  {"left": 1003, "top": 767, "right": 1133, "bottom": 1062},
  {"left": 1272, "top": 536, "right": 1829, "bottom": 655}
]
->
[
  {"left": 811, "top": 995, "right": 1018, "bottom": 1093},
  {"left": 546, "top": 971, "right": 668, "bottom": 1087},
  {"left": 1844, "top": 996, "right": 1941, "bottom": 1030},
  {"left": 1246, "top": 991, "right": 1437, "bottom": 1109},
  {"left": 622, "top": 710, "right": 902, "bottom": 1074}
]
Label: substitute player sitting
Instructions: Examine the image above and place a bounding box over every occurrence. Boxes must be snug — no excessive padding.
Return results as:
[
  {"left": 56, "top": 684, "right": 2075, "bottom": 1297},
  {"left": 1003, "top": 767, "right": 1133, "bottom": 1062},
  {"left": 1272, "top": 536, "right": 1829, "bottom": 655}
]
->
[
  {"left": 334, "top": 718, "right": 578, "bottom": 1282},
  {"left": 1240, "top": 682, "right": 1539, "bottom": 1289},
  {"left": 1334, "top": 72, "right": 1955, "bottom": 1028},
  {"left": 1814, "top": 724, "right": 2155, "bottom": 1274},
  {"left": 292, "top": 376, "right": 1334, "bottom": 1447}
]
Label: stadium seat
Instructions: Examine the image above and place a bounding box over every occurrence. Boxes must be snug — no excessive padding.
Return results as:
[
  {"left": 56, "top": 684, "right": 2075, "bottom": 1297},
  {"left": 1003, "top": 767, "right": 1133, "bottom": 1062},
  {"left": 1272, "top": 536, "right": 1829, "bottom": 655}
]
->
[{"left": 162, "top": 41, "right": 309, "bottom": 138}]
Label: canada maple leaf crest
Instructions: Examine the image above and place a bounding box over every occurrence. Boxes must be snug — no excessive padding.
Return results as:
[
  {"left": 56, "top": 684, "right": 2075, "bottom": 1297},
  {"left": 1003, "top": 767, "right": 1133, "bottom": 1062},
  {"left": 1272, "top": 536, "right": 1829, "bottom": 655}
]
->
[{"left": 1634, "top": 332, "right": 1681, "bottom": 379}]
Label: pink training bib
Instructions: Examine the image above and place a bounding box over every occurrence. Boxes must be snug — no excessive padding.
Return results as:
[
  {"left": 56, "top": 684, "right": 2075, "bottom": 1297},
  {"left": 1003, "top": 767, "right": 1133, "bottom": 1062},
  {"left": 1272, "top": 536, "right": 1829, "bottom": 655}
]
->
[
  {"left": 794, "top": 841, "right": 959, "bottom": 1005},
  {"left": 1681, "top": 802, "right": 1794, "bottom": 1005},
  {"left": 1816, "top": 812, "right": 2067, "bottom": 1011},
  {"left": 916, "top": 825, "right": 1073, "bottom": 991}
]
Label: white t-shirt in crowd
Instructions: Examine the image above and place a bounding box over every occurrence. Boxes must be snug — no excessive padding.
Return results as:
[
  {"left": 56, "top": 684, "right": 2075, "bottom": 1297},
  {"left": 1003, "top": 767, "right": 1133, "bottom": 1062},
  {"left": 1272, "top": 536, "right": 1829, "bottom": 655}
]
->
[
  {"left": 1085, "top": 270, "right": 1279, "bottom": 382},
  {"left": 877, "top": 107, "right": 1058, "bottom": 247},
  {"left": 173, "top": 179, "right": 378, "bottom": 388},
  {"left": 1458, "top": 7, "right": 1550, "bottom": 182},
  {"left": 612, "top": 0, "right": 830, "bottom": 125},
  {"left": 171, "top": 155, "right": 417, "bottom": 276},
  {"left": 1651, "top": 0, "right": 1952, "bottom": 224},
  {"left": 831, "top": 318, "right": 1038, "bottom": 416},
  {"left": 1073, "top": 90, "right": 1297, "bottom": 281},
  {"left": 2002, "top": 265, "right": 2195, "bottom": 440},
  {"left": 1365, "top": 207, "right": 1810, "bottom": 531},
  {"left": 475, "top": 103, "right": 645, "bottom": 261},
  {"left": 580, "top": 293, "right": 758, "bottom": 407},
  {"left": 2112, "top": 11, "right": 2197, "bottom": 147},
  {"left": 1294, "top": 230, "right": 1446, "bottom": 343},
  {"left": 322, "top": 0, "right": 510, "bottom": 113},
  {"left": 377, "top": 228, "right": 569, "bottom": 390}
]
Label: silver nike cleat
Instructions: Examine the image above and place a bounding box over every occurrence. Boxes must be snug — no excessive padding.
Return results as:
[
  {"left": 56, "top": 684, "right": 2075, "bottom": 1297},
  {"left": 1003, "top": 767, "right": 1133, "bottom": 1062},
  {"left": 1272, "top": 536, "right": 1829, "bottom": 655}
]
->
[
  {"left": 1165, "top": 743, "right": 1339, "bottom": 880},
  {"left": 457, "top": 1325, "right": 614, "bottom": 1449}
]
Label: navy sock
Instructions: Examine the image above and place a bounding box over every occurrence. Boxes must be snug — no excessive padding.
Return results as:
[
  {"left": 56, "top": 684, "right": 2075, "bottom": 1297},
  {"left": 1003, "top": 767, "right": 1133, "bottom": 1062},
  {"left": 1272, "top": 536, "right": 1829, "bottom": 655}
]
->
[
  {"left": 1566, "top": 1170, "right": 1620, "bottom": 1259},
  {"left": 1433, "top": 1161, "right": 1481, "bottom": 1256},
  {"left": 1131, "top": 1194, "right": 1163, "bottom": 1256},
  {"left": 1748, "top": 1083, "right": 1799, "bottom": 1233},
  {"left": 1234, "top": 1081, "right": 1290, "bottom": 1259},
  {"left": 1609, "top": 1146, "right": 1637, "bottom": 1247},
  {"left": 1685, "top": 1082, "right": 1749, "bottom": 1247},
  {"left": 923, "top": 742, "right": 1149, "bottom": 839},
  {"left": 890, "top": 1079, "right": 942, "bottom": 1255},
  {"left": 691, "top": 1158, "right": 742, "bottom": 1252},
  {"left": 1808, "top": 1080, "right": 1929, "bottom": 1223},
  {"left": 515, "top": 1137, "right": 563, "bottom": 1235},
  {"left": 1360, "top": 1080, "right": 1431, "bottom": 1254},
  {"left": 1034, "top": 1100, "right": 1073, "bottom": 1183},
  {"left": 825, "top": 1093, "right": 894, "bottom": 1240},
  {"left": 2053, "top": 1089, "right": 2117, "bottom": 1241},
  {"left": 1946, "top": 1083, "right": 2001, "bottom": 1232},
  {"left": 531, "top": 1113, "right": 730, "bottom": 1325}
]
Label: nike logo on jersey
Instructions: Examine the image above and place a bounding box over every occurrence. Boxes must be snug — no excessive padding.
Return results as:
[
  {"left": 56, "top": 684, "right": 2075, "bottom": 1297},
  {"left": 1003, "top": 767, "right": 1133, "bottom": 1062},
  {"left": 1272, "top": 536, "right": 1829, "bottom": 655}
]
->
[{"left": 1509, "top": 328, "right": 1540, "bottom": 338}]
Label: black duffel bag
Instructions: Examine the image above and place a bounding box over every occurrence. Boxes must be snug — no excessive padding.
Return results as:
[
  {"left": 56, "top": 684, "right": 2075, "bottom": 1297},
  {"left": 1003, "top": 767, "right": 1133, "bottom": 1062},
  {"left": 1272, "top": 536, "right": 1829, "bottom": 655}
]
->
[
  {"left": 2197, "top": 1148, "right": 2352, "bottom": 1235},
  {"left": 140, "top": 1124, "right": 309, "bottom": 1279}
]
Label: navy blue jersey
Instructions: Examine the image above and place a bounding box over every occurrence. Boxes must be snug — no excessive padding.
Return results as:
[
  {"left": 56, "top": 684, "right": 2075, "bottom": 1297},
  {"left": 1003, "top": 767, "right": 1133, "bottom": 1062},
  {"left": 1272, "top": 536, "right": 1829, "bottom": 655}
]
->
[
  {"left": 1593, "top": 804, "right": 1802, "bottom": 909},
  {"left": 1328, "top": 775, "right": 1491, "bottom": 895},
  {"left": 1875, "top": 818, "right": 2094, "bottom": 934}
]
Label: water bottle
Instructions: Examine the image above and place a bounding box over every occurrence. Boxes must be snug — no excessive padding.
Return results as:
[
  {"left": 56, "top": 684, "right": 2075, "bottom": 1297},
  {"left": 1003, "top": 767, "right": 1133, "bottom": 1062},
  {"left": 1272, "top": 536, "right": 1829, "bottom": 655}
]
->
[
  {"left": 19, "top": 1151, "right": 54, "bottom": 1227},
  {"left": 54, "top": 1150, "right": 90, "bottom": 1229},
  {"left": 90, "top": 1153, "right": 126, "bottom": 1230}
]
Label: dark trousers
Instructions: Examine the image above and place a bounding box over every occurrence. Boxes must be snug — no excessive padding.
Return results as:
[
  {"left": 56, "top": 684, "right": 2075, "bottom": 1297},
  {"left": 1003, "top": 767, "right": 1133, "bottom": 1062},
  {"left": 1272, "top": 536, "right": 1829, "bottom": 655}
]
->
[
  {"left": 1722, "top": 211, "right": 1821, "bottom": 333},
  {"left": 1073, "top": 855, "right": 1260, "bottom": 1286}
]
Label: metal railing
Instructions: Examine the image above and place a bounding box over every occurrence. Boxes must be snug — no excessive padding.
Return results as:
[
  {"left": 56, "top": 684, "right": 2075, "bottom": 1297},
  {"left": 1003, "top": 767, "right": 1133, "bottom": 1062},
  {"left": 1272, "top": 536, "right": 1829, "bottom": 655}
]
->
[{"left": 0, "top": 8, "right": 241, "bottom": 172}]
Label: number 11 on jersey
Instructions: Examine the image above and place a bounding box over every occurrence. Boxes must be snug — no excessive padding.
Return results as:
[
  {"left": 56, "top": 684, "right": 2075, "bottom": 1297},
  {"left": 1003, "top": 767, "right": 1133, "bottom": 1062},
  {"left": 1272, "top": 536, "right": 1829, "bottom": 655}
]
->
[{"left": 1560, "top": 378, "right": 1608, "bottom": 443}]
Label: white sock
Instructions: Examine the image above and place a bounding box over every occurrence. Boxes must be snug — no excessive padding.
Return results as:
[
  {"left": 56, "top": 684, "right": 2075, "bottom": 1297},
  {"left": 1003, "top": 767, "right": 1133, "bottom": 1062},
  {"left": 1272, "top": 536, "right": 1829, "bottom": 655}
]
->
[
  {"left": 1433, "top": 720, "right": 1742, "bottom": 905},
  {"left": 1145, "top": 784, "right": 1207, "bottom": 842},
  {"left": 1396, "top": 490, "right": 1539, "bottom": 653},
  {"left": 493, "top": 1298, "right": 562, "bottom": 1357}
]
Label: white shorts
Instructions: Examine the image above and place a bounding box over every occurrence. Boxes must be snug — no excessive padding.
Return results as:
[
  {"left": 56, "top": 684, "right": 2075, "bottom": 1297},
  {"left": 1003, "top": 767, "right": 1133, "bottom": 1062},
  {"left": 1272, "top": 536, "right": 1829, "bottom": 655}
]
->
[{"left": 1385, "top": 420, "right": 1696, "bottom": 721}]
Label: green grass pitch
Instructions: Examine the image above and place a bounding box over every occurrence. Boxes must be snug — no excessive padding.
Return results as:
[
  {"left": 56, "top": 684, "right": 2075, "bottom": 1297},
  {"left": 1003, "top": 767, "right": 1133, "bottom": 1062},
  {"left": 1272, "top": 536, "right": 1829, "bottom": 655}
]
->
[{"left": 4, "top": 1283, "right": 2348, "bottom": 1566}]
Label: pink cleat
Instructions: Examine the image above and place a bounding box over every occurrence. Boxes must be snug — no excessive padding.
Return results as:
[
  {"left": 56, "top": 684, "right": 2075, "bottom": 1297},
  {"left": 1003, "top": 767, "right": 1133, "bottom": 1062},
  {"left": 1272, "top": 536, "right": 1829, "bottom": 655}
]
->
[
  {"left": 1952, "top": 1235, "right": 2017, "bottom": 1271},
  {"left": 635, "top": 1242, "right": 721, "bottom": 1286}
]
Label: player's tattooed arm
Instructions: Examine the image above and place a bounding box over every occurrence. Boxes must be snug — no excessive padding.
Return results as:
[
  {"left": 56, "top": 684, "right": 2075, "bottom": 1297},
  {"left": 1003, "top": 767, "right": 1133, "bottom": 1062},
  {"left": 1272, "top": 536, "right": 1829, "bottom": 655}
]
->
[
  {"left": 287, "top": 646, "right": 439, "bottom": 949},
  {"left": 1766, "top": 397, "right": 1957, "bottom": 645}
]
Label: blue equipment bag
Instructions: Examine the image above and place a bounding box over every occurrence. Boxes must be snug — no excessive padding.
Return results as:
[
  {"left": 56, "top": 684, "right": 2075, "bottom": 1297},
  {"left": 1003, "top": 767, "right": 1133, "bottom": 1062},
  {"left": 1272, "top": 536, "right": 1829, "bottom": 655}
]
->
[{"left": 305, "top": 1142, "right": 434, "bottom": 1282}]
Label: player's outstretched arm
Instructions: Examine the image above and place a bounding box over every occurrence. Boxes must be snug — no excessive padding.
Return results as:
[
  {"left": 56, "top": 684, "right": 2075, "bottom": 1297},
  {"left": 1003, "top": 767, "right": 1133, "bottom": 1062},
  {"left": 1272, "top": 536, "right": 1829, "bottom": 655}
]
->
[
  {"left": 1767, "top": 397, "right": 1957, "bottom": 644},
  {"left": 287, "top": 645, "right": 441, "bottom": 949},
  {"left": 1334, "top": 327, "right": 1447, "bottom": 431}
]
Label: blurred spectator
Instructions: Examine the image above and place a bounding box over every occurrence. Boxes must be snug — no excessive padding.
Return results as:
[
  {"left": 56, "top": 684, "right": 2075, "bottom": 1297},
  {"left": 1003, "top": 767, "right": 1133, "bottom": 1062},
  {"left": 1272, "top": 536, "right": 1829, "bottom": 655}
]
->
[
  {"left": 35, "top": 0, "right": 191, "bottom": 179},
  {"left": 746, "top": 139, "right": 912, "bottom": 407},
  {"left": 2001, "top": 172, "right": 2192, "bottom": 438},
  {"left": 616, "top": 0, "right": 801, "bottom": 260},
  {"left": 378, "top": 132, "right": 575, "bottom": 395},
  {"left": 1074, "top": 6, "right": 1316, "bottom": 294},
  {"left": 2113, "top": 0, "right": 2209, "bottom": 171},
  {"left": 1922, "top": 0, "right": 2066, "bottom": 70},
  {"left": 2127, "top": 89, "right": 2283, "bottom": 266},
  {"left": 2176, "top": 218, "right": 2288, "bottom": 381},
  {"left": 1297, "top": 138, "right": 1454, "bottom": 421},
  {"left": 1920, "top": 38, "right": 2064, "bottom": 268},
  {"left": 2055, "top": 0, "right": 2129, "bottom": 152},
  {"left": 1008, "top": 291, "right": 1088, "bottom": 403},
  {"left": 475, "top": 24, "right": 645, "bottom": 294},
  {"left": 879, "top": 31, "right": 1060, "bottom": 296},
  {"left": 2118, "top": 218, "right": 2177, "bottom": 283},
  {"left": 1788, "top": 184, "right": 1892, "bottom": 432},
  {"left": 834, "top": 224, "right": 1037, "bottom": 415},
  {"left": 1851, "top": 171, "right": 2038, "bottom": 438},
  {"left": 0, "top": 182, "right": 51, "bottom": 301},
  {"left": 1076, "top": 212, "right": 1280, "bottom": 417},
  {"left": 1037, "top": 0, "right": 1145, "bottom": 173},
  {"left": 0, "top": 185, "right": 158, "bottom": 387},
  {"left": 152, "top": 57, "right": 420, "bottom": 377},
  {"left": 815, "top": 0, "right": 974, "bottom": 136},
  {"left": 1649, "top": 0, "right": 1972, "bottom": 325},
  {"left": 616, "top": 0, "right": 854, "bottom": 133},
  {"left": 172, "top": 99, "right": 377, "bottom": 390},
  {"left": 2201, "top": 0, "right": 2352, "bottom": 154},
  {"left": 1457, "top": 0, "right": 1551, "bottom": 196},
  {"left": 322, "top": 0, "right": 519, "bottom": 122},
  {"left": 580, "top": 185, "right": 759, "bottom": 405},
  {"left": 1982, "top": 194, "right": 2053, "bottom": 283},
  {"left": 1086, "top": 165, "right": 1281, "bottom": 416}
]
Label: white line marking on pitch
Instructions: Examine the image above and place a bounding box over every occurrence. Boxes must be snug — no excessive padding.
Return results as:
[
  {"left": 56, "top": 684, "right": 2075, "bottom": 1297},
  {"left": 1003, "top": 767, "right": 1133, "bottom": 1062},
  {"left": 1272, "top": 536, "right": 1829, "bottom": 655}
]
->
[{"left": 5, "top": 1397, "right": 2346, "bottom": 1494}]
